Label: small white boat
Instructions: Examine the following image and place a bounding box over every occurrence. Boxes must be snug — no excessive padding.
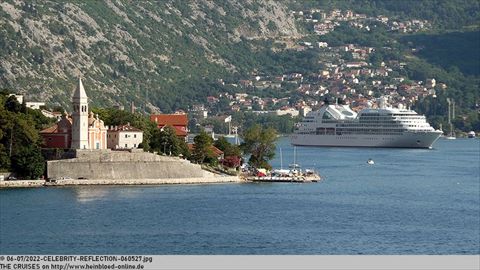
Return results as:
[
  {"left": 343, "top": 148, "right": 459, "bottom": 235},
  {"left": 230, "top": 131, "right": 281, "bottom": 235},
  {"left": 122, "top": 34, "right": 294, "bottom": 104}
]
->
[
  {"left": 367, "top": 159, "right": 375, "bottom": 165},
  {"left": 468, "top": 131, "right": 476, "bottom": 138},
  {"left": 247, "top": 147, "right": 321, "bottom": 183}
]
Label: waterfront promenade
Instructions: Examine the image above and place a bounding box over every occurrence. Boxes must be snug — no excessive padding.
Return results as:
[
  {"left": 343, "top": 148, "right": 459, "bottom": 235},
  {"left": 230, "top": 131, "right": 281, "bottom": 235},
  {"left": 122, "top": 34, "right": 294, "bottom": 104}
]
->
[{"left": 0, "top": 176, "right": 241, "bottom": 188}]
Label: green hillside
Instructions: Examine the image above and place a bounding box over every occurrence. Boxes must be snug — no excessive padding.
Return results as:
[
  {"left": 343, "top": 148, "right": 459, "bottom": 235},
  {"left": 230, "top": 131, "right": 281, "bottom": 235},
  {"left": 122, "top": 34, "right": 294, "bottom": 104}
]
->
[
  {"left": 401, "top": 31, "right": 480, "bottom": 76},
  {"left": 0, "top": 0, "right": 479, "bottom": 118},
  {"left": 0, "top": 0, "right": 303, "bottom": 111}
]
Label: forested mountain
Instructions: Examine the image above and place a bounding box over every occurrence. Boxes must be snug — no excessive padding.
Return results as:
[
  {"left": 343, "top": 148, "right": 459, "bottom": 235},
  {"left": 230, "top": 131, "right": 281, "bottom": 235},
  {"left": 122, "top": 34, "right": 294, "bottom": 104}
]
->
[
  {"left": 0, "top": 0, "right": 302, "bottom": 111},
  {"left": 0, "top": 0, "right": 478, "bottom": 117}
]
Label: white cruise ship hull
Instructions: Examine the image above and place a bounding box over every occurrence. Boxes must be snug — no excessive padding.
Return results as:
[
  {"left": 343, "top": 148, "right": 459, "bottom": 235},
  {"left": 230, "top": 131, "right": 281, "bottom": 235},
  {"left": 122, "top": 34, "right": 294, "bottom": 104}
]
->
[{"left": 291, "top": 131, "right": 442, "bottom": 149}]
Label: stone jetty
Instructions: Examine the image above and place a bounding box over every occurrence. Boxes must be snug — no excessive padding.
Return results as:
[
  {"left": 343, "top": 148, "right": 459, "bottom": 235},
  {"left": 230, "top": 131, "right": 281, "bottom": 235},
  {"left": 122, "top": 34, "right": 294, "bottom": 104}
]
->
[{"left": 0, "top": 176, "right": 241, "bottom": 189}]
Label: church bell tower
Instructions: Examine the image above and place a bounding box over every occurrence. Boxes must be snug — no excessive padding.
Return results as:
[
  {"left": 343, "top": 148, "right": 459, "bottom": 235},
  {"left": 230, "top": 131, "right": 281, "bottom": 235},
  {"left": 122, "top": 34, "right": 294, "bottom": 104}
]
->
[{"left": 71, "top": 78, "right": 89, "bottom": 149}]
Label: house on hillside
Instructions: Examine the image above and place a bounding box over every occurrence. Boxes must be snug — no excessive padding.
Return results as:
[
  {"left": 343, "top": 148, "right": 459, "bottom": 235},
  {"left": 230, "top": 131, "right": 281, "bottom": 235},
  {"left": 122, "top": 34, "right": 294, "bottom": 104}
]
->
[{"left": 150, "top": 114, "right": 188, "bottom": 140}]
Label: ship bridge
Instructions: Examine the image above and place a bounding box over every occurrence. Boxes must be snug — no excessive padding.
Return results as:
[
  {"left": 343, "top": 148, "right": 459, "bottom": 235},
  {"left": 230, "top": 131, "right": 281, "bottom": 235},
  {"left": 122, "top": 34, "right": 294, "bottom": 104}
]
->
[{"left": 320, "top": 105, "right": 357, "bottom": 121}]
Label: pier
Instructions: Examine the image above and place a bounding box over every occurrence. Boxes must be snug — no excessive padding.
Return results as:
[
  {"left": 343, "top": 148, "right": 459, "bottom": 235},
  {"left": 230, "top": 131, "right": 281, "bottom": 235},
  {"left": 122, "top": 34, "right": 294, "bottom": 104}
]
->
[
  {"left": 247, "top": 176, "right": 319, "bottom": 183},
  {"left": 0, "top": 176, "right": 241, "bottom": 188}
]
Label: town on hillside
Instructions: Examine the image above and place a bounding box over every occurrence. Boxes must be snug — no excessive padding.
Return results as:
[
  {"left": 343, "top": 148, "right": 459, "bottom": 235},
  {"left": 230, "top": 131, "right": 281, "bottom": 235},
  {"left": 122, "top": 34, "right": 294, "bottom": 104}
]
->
[{"left": 1, "top": 6, "right": 478, "bottom": 181}]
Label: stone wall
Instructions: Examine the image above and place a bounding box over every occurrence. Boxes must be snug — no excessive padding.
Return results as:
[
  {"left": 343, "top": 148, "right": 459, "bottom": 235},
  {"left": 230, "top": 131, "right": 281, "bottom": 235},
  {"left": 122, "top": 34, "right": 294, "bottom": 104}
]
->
[
  {"left": 0, "top": 177, "right": 241, "bottom": 188},
  {"left": 0, "top": 180, "right": 45, "bottom": 188},
  {"left": 47, "top": 149, "right": 215, "bottom": 180},
  {"left": 48, "top": 176, "right": 240, "bottom": 186}
]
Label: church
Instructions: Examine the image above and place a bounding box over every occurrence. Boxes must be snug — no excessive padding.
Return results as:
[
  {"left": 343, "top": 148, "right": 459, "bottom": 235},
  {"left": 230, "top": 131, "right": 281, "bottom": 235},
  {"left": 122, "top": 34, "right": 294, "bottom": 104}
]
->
[{"left": 41, "top": 78, "right": 107, "bottom": 149}]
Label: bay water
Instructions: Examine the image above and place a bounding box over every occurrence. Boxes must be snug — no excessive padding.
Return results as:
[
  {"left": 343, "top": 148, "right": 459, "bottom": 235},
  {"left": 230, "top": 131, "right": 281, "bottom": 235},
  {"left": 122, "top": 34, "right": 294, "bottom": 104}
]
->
[{"left": 0, "top": 138, "right": 479, "bottom": 254}]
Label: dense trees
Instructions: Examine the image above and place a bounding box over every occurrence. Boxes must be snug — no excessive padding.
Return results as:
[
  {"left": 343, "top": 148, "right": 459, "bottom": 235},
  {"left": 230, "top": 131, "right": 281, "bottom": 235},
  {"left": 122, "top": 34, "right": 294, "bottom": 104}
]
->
[
  {"left": 241, "top": 124, "right": 277, "bottom": 170},
  {"left": 0, "top": 93, "right": 52, "bottom": 178},
  {"left": 11, "top": 145, "right": 45, "bottom": 179},
  {"left": 149, "top": 125, "right": 189, "bottom": 157},
  {"left": 401, "top": 31, "right": 480, "bottom": 76},
  {"left": 233, "top": 112, "right": 298, "bottom": 134},
  {"left": 191, "top": 130, "right": 214, "bottom": 164},
  {"left": 214, "top": 136, "right": 241, "bottom": 158}
]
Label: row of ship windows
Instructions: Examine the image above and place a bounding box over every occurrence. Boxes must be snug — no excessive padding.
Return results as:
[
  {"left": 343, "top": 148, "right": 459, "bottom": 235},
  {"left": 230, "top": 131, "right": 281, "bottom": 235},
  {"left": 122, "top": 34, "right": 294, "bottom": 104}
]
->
[
  {"left": 322, "top": 120, "right": 426, "bottom": 124},
  {"left": 337, "top": 124, "right": 415, "bottom": 127},
  {"left": 359, "top": 117, "right": 425, "bottom": 121},
  {"left": 296, "top": 131, "right": 403, "bottom": 136},
  {"left": 301, "top": 124, "right": 425, "bottom": 129},
  {"left": 337, "top": 128, "right": 404, "bottom": 132},
  {"left": 360, "top": 120, "right": 424, "bottom": 123},
  {"left": 362, "top": 114, "right": 419, "bottom": 117},
  {"left": 361, "top": 115, "right": 422, "bottom": 117},
  {"left": 298, "top": 129, "right": 432, "bottom": 134}
]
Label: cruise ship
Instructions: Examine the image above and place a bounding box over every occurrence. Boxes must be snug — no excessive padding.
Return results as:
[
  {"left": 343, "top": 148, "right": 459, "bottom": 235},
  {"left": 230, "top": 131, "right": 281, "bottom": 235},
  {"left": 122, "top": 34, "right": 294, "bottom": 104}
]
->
[{"left": 291, "top": 98, "right": 442, "bottom": 148}]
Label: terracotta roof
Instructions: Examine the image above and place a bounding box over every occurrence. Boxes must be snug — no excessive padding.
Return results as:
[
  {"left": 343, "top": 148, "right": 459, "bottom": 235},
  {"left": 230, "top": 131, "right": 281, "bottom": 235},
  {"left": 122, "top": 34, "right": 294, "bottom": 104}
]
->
[
  {"left": 150, "top": 114, "right": 188, "bottom": 126},
  {"left": 187, "top": 144, "right": 224, "bottom": 157},
  {"left": 40, "top": 117, "right": 72, "bottom": 134},
  {"left": 210, "top": 145, "right": 224, "bottom": 156},
  {"left": 173, "top": 126, "right": 187, "bottom": 136},
  {"left": 40, "top": 124, "right": 59, "bottom": 134}
]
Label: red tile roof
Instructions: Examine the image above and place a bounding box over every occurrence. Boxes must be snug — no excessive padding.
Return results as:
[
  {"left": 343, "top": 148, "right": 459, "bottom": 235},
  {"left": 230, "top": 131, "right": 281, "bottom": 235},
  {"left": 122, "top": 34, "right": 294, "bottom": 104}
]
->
[
  {"left": 40, "top": 117, "right": 72, "bottom": 134},
  {"left": 150, "top": 114, "right": 188, "bottom": 126},
  {"left": 187, "top": 144, "right": 224, "bottom": 157},
  {"left": 171, "top": 126, "right": 187, "bottom": 136},
  {"left": 40, "top": 124, "right": 60, "bottom": 134}
]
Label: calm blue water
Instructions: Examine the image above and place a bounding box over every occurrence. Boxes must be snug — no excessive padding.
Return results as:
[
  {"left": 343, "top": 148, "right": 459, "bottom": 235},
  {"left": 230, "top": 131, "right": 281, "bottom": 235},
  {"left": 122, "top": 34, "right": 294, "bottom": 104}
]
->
[{"left": 1, "top": 138, "right": 479, "bottom": 254}]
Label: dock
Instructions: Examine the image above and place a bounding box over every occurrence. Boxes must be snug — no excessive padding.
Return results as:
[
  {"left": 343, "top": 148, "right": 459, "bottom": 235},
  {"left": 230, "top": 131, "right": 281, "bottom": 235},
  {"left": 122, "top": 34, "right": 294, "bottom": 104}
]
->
[{"left": 246, "top": 175, "right": 320, "bottom": 183}]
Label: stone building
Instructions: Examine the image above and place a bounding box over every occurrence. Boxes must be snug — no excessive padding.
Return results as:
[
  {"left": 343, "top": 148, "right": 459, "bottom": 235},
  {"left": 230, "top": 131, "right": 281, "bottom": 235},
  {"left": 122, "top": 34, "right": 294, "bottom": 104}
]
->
[{"left": 107, "top": 124, "right": 143, "bottom": 149}]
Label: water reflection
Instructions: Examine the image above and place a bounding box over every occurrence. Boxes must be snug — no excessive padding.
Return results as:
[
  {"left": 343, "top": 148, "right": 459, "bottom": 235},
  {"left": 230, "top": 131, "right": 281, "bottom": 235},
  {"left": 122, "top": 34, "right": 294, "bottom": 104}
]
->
[
  {"left": 72, "top": 187, "right": 111, "bottom": 203},
  {"left": 72, "top": 186, "right": 148, "bottom": 203}
]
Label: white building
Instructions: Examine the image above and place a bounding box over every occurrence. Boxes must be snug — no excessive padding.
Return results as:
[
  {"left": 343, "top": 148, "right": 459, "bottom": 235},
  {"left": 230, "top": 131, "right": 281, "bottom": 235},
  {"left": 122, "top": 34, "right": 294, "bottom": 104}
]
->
[
  {"left": 107, "top": 124, "right": 143, "bottom": 149},
  {"left": 7, "top": 94, "right": 45, "bottom": 110},
  {"left": 276, "top": 108, "right": 299, "bottom": 117},
  {"left": 71, "top": 78, "right": 107, "bottom": 150},
  {"left": 318, "top": 42, "right": 328, "bottom": 48},
  {"left": 26, "top": 101, "right": 45, "bottom": 110}
]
